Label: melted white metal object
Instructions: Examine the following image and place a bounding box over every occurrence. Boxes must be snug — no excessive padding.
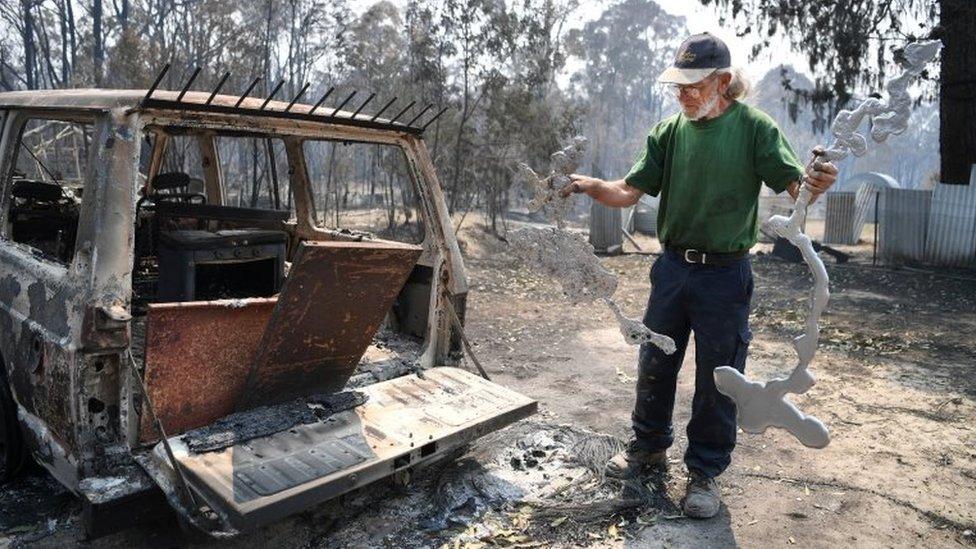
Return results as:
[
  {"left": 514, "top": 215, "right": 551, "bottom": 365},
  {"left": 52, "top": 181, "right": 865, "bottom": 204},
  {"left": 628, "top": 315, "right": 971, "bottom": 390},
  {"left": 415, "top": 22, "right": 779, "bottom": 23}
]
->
[
  {"left": 509, "top": 227, "right": 675, "bottom": 354},
  {"left": 825, "top": 39, "right": 943, "bottom": 161},
  {"left": 714, "top": 40, "right": 942, "bottom": 449},
  {"left": 518, "top": 136, "right": 588, "bottom": 228},
  {"left": 714, "top": 183, "right": 830, "bottom": 448}
]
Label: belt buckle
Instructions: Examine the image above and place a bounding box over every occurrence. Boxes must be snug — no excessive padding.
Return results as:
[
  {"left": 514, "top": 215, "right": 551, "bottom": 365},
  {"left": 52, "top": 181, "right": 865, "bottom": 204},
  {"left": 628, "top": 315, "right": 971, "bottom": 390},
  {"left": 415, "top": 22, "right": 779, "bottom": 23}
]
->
[{"left": 684, "top": 249, "right": 707, "bottom": 264}]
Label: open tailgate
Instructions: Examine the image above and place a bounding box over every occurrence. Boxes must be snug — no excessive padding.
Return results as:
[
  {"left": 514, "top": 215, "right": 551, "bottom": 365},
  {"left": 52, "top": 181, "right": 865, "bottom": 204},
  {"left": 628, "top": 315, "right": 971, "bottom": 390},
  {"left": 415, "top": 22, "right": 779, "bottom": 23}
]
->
[{"left": 142, "top": 367, "right": 536, "bottom": 530}]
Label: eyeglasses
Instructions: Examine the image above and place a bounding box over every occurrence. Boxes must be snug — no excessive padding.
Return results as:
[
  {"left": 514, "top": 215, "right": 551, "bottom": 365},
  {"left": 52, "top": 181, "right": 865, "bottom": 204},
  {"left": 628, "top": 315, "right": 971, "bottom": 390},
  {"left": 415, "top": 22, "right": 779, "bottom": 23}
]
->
[{"left": 667, "top": 75, "right": 717, "bottom": 99}]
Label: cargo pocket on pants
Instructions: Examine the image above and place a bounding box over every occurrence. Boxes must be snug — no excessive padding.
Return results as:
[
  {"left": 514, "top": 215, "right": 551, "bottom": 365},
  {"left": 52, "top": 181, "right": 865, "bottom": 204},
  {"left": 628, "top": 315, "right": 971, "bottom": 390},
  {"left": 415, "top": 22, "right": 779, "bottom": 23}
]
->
[{"left": 731, "top": 328, "right": 752, "bottom": 373}]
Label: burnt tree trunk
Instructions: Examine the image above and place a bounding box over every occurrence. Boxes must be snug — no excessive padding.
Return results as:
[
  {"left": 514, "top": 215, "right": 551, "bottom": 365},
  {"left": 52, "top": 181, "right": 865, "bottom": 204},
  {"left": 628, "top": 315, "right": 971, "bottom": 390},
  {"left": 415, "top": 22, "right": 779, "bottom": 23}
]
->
[
  {"left": 92, "top": 0, "right": 103, "bottom": 86},
  {"left": 21, "top": 0, "right": 36, "bottom": 89},
  {"left": 65, "top": 0, "right": 77, "bottom": 74},
  {"left": 939, "top": 0, "right": 976, "bottom": 185}
]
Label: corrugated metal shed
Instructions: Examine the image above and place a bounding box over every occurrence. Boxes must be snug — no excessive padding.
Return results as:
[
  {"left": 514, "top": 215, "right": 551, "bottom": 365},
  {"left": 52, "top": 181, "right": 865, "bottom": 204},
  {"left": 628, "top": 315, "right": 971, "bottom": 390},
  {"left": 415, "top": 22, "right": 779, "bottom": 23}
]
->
[
  {"left": 924, "top": 180, "right": 976, "bottom": 268},
  {"left": 878, "top": 189, "right": 932, "bottom": 265},
  {"left": 823, "top": 192, "right": 857, "bottom": 245},
  {"left": 589, "top": 200, "right": 622, "bottom": 253}
]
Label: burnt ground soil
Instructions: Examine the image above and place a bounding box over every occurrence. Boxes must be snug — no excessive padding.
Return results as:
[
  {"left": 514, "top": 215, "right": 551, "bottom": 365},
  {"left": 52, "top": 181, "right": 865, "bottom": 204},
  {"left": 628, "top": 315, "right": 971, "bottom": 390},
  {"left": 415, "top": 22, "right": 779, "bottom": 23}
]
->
[{"left": 2, "top": 222, "right": 975, "bottom": 548}]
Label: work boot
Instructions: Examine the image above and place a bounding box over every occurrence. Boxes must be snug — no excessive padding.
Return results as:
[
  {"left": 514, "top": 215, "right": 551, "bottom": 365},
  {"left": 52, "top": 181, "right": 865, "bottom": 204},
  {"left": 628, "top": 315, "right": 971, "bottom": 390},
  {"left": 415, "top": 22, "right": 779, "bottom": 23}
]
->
[
  {"left": 605, "top": 441, "right": 667, "bottom": 479},
  {"left": 682, "top": 469, "right": 722, "bottom": 519}
]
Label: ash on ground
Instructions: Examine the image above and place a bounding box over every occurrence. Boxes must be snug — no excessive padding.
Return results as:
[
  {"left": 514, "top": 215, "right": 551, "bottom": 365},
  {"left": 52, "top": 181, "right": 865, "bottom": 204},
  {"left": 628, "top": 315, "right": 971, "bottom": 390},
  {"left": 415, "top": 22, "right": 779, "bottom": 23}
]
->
[{"left": 279, "top": 420, "right": 685, "bottom": 548}]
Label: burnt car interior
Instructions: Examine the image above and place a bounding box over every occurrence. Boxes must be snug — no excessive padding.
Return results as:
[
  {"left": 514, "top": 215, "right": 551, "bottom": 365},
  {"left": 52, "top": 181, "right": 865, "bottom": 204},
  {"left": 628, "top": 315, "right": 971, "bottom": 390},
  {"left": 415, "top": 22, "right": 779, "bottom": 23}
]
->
[
  {"left": 4, "top": 117, "right": 441, "bottom": 390},
  {"left": 132, "top": 130, "right": 293, "bottom": 310},
  {"left": 6, "top": 118, "right": 90, "bottom": 264},
  {"left": 127, "top": 126, "right": 444, "bottom": 433}
]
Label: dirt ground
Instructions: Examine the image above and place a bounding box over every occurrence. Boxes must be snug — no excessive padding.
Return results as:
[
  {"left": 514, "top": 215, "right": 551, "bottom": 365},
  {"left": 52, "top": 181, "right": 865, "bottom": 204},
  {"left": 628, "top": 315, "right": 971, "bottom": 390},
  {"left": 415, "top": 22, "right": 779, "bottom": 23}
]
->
[
  {"left": 2, "top": 221, "right": 975, "bottom": 548},
  {"left": 457, "top": 222, "right": 976, "bottom": 548}
]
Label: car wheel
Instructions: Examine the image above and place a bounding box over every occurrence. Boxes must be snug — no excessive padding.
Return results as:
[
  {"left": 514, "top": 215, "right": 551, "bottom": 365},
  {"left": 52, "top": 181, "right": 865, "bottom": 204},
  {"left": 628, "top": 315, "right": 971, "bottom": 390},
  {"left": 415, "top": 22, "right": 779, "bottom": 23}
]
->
[{"left": 0, "top": 366, "right": 26, "bottom": 483}]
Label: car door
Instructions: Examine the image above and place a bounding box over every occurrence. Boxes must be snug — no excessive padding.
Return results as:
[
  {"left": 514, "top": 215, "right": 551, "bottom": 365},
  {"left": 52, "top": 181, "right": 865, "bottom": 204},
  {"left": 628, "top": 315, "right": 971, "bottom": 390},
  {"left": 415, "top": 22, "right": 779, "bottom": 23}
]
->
[{"left": 0, "top": 110, "right": 96, "bottom": 477}]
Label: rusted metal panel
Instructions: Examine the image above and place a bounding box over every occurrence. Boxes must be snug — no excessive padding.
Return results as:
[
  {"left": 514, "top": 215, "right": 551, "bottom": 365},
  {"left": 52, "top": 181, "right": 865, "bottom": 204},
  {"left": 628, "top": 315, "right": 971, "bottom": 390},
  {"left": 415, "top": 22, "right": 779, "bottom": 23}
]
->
[
  {"left": 149, "top": 367, "right": 537, "bottom": 530},
  {"left": 823, "top": 192, "right": 857, "bottom": 245},
  {"left": 139, "top": 298, "right": 276, "bottom": 443},
  {"left": 241, "top": 240, "right": 422, "bottom": 408},
  {"left": 924, "top": 179, "right": 976, "bottom": 268},
  {"left": 878, "top": 188, "right": 932, "bottom": 265}
]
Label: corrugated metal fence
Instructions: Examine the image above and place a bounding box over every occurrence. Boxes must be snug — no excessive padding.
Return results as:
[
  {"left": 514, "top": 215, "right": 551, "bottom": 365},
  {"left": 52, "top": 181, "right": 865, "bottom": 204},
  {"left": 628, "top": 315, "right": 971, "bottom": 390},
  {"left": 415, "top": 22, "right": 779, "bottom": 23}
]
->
[
  {"left": 923, "top": 182, "right": 976, "bottom": 268},
  {"left": 875, "top": 166, "right": 976, "bottom": 268},
  {"left": 824, "top": 192, "right": 857, "bottom": 245},
  {"left": 878, "top": 189, "right": 932, "bottom": 265}
]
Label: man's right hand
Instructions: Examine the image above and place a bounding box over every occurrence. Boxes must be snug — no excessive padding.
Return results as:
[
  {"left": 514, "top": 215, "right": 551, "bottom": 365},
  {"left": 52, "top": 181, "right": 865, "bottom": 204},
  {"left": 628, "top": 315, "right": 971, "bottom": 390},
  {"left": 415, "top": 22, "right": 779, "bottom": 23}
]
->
[{"left": 561, "top": 174, "right": 600, "bottom": 198}]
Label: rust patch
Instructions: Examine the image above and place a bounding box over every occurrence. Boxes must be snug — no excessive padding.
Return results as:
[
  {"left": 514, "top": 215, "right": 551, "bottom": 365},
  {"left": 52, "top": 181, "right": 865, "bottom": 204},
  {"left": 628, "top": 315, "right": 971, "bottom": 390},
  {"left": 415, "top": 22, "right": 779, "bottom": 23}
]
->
[
  {"left": 139, "top": 299, "right": 276, "bottom": 443},
  {"left": 240, "top": 241, "right": 422, "bottom": 408}
]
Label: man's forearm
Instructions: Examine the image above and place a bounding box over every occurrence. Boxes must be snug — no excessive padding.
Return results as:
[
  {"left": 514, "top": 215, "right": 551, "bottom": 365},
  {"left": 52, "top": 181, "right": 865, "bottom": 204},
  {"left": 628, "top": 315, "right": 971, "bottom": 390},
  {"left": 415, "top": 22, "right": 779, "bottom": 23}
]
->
[{"left": 575, "top": 178, "right": 643, "bottom": 207}]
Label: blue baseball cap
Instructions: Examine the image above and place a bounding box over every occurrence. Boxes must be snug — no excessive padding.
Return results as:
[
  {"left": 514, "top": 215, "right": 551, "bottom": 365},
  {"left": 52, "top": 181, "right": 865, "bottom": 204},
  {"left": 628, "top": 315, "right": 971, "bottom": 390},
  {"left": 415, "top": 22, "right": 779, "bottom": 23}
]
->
[{"left": 658, "top": 32, "right": 732, "bottom": 85}]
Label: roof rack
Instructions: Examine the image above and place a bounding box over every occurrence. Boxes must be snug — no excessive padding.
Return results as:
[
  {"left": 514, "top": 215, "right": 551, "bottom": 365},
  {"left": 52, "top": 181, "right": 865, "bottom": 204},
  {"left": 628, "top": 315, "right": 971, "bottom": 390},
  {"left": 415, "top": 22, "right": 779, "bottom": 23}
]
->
[{"left": 139, "top": 65, "right": 448, "bottom": 136}]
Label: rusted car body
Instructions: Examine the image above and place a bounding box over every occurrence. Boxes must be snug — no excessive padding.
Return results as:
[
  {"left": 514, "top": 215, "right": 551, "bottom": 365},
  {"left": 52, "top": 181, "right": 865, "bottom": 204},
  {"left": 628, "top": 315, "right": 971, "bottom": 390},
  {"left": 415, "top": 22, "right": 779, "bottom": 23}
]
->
[{"left": 0, "top": 88, "right": 536, "bottom": 537}]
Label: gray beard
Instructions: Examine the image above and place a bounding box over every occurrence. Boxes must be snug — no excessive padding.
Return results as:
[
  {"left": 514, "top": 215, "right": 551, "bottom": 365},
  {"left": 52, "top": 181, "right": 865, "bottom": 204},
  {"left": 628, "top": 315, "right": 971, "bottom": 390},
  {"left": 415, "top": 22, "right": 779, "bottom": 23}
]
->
[{"left": 686, "top": 93, "right": 720, "bottom": 121}]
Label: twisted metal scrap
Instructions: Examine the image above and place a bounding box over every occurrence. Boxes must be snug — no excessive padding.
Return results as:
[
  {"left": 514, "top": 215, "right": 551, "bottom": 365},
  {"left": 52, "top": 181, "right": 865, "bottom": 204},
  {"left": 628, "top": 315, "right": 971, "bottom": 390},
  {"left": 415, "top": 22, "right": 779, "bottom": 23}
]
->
[
  {"left": 713, "top": 40, "right": 942, "bottom": 449},
  {"left": 518, "top": 136, "right": 588, "bottom": 228}
]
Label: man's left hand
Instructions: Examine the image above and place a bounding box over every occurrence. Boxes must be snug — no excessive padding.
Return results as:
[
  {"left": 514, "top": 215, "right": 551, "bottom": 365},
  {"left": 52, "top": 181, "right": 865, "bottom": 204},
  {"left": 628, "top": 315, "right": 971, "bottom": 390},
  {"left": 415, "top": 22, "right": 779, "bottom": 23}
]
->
[{"left": 804, "top": 161, "right": 839, "bottom": 196}]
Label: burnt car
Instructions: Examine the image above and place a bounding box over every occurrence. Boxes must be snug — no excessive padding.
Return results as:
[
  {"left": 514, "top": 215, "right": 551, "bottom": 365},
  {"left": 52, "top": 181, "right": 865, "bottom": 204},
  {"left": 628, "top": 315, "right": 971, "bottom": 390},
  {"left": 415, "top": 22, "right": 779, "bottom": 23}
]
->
[{"left": 0, "top": 85, "right": 535, "bottom": 538}]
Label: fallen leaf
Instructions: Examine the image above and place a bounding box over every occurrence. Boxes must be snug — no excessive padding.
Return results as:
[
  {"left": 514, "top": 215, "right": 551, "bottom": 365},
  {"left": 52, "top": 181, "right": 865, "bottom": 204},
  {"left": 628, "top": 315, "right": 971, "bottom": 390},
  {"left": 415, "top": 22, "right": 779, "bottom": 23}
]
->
[
  {"left": 549, "top": 517, "right": 567, "bottom": 527},
  {"left": 608, "top": 524, "right": 619, "bottom": 538},
  {"left": 789, "top": 537, "right": 796, "bottom": 544}
]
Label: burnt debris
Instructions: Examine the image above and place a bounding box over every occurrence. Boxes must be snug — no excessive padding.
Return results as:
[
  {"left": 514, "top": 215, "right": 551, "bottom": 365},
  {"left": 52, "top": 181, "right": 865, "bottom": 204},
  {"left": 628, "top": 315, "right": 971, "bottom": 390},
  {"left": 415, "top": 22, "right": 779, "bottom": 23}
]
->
[{"left": 181, "top": 391, "right": 368, "bottom": 454}]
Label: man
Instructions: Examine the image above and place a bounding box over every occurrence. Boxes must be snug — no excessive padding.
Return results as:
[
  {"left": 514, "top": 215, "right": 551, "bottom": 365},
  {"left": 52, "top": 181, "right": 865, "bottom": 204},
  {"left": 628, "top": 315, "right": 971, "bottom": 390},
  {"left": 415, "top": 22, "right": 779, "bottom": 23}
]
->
[{"left": 563, "top": 33, "right": 838, "bottom": 519}]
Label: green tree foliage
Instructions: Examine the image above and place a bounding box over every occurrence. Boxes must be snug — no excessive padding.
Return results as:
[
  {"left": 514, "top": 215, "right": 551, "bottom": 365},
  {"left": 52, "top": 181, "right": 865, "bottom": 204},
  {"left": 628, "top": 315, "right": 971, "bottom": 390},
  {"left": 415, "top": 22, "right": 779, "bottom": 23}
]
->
[
  {"left": 700, "top": 0, "right": 937, "bottom": 107},
  {"left": 699, "top": 0, "right": 974, "bottom": 185},
  {"left": 565, "top": 0, "right": 684, "bottom": 179}
]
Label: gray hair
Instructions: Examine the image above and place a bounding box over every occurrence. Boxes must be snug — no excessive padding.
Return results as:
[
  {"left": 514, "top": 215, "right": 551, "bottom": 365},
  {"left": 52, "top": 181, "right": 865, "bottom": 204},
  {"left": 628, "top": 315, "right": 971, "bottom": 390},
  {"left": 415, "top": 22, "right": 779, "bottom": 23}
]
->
[{"left": 717, "top": 67, "right": 750, "bottom": 101}]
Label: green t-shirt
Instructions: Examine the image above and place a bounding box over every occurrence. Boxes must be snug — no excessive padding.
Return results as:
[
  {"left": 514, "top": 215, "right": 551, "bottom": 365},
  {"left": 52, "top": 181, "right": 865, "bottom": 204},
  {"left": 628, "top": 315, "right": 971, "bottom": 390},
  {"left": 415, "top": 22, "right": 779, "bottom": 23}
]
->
[{"left": 624, "top": 101, "right": 804, "bottom": 253}]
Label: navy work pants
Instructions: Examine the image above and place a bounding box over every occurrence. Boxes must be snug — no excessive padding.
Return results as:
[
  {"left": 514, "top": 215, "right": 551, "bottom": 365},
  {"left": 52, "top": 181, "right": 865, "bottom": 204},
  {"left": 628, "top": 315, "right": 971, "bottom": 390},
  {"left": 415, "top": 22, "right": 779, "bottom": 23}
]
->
[{"left": 633, "top": 250, "right": 753, "bottom": 478}]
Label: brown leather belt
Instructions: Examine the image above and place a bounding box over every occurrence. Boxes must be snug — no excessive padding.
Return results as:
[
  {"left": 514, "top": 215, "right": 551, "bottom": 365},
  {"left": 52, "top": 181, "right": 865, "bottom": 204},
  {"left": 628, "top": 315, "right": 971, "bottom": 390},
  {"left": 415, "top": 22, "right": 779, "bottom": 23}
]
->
[{"left": 665, "top": 247, "right": 749, "bottom": 266}]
